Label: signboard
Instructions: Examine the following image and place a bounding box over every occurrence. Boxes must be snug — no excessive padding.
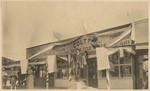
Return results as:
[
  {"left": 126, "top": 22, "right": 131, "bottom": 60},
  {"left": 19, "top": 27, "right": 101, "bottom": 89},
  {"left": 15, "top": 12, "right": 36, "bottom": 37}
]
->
[
  {"left": 54, "top": 25, "right": 132, "bottom": 55},
  {"left": 27, "top": 24, "right": 132, "bottom": 59}
]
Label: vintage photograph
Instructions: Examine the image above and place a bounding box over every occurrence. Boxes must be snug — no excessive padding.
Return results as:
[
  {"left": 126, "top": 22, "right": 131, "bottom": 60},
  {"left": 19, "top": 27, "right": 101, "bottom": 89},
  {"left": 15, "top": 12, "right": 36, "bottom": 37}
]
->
[{"left": 1, "top": 1, "right": 148, "bottom": 90}]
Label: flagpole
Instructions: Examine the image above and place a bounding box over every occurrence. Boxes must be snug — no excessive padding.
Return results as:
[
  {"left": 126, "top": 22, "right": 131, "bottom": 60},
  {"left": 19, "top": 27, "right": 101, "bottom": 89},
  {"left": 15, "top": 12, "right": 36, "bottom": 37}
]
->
[
  {"left": 127, "top": 11, "right": 136, "bottom": 42},
  {"left": 106, "top": 69, "right": 110, "bottom": 89},
  {"left": 46, "top": 29, "right": 55, "bottom": 89},
  {"left": 46, "top": 61, "right": 49, "bottom": 89}
]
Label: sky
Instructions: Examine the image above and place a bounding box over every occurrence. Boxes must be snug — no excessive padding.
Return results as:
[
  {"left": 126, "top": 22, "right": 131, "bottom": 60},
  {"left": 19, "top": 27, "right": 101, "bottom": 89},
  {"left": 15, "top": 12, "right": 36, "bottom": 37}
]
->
[{"left": 2, "top": 1, "right": 148, "bottom": 60}]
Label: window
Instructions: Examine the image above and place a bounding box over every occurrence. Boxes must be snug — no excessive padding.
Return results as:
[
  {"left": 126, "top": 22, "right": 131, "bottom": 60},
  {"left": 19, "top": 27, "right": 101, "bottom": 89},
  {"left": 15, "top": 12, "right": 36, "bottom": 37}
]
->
[
  {"left": 56, "top": 56, "right": 69, "bottom": 79},
  {"left": 109, "top": 51, "right": 120, "bottom": 77},
  {"left": 99, "top": 49, "right": 132, "bottom": 78},
  {"left": 34, "top": 65, "right": 47, "bottom": 78}
]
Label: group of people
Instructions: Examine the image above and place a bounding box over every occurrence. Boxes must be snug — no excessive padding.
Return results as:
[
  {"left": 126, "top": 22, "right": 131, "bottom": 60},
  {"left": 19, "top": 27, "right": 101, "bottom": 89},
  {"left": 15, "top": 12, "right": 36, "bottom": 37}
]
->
[
  {"left": 2, "top": 68, "right": 26, "bottom": 89},
  {"left": 69, "top": 49, "right": 88, "bottom": 81},
  {"left": 68, "top": 33, "right": 100, "bottom": 89},
  {"left": 2, "top": 65, "right": 36, "bottom": 89},
  {"left": 69, "top": 33, "right": 99, "bottom": 81}
]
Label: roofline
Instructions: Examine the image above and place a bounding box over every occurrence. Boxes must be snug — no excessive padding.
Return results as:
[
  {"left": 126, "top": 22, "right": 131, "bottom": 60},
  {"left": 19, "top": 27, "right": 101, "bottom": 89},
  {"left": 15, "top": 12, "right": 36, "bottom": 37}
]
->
[
  {"left": 2, "top": 57, "right": 19, "bottom": 62},
  {"left": 26, "top": 18, "right": 148, "bottom": 49},
  {"left": 26, "top": 23, "right": 131, "bottom": 49}
]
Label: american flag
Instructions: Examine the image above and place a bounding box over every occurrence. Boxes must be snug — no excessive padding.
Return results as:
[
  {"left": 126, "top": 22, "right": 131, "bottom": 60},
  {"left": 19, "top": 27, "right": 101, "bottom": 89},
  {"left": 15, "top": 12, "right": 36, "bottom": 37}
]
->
[{"left": 53, "top": 31, "right": 63, "bottom": 41}]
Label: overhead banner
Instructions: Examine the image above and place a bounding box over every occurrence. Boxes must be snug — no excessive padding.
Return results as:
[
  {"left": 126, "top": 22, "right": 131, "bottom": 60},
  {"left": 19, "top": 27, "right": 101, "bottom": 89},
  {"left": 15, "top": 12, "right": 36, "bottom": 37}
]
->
[
  {"left": 54, "top": 24, "right": 132, "bottom": 55},
  {"left": 27, "top": 24, "right": 132, "bottom": 59}
]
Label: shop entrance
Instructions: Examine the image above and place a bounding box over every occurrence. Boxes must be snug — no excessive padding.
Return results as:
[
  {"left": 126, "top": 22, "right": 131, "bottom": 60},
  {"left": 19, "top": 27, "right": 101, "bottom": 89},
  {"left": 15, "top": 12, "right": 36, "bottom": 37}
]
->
[
  {"left": 48, "top": 73, "right": 54, "bottom": 88},
  {"left": 34, "top": 64, "right": 46, "bottom": 89},
  {"left": 87, "top": 58, "right": 98, "bottom": 88}
]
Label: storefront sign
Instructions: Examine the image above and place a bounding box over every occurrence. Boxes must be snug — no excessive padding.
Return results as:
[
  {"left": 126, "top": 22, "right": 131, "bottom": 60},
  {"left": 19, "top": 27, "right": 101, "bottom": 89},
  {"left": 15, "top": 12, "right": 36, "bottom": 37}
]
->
[{"left": 54, "top": 26, "right": 132, "bottom": 55}]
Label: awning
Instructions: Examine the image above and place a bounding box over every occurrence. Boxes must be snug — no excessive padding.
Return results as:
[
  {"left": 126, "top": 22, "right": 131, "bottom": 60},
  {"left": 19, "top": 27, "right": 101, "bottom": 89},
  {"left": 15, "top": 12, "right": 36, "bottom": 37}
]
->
[
  {"left": 27, "top": 45, "right": 54, "bottom": 60},
  {"left": 27, "top": 36, "right": 80, "bottom": 60},
  {"left": 3, "top": 64, "right": 20, "bottom": 68},
  {"left": 108, "top": 26, "right": 131, "bottom": 47},
  {"left": 135, "top": 42, "right": 148, "bottom": 50},
  {"left": 29, "top": 61, "right": 46, "bottom": 65}
]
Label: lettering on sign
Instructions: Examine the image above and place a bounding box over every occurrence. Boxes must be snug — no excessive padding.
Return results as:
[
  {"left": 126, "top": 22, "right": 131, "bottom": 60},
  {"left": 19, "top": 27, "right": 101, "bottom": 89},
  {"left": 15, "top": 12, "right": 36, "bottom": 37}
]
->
[
  {"left": 113, "top": 36, "right": 131, "bottom": 47},
  {"left": 72, "top": 37, "right": 90, "bottom": 48},
  {"left": 54, "top": 28, "right": 132, "bottom": 55}
]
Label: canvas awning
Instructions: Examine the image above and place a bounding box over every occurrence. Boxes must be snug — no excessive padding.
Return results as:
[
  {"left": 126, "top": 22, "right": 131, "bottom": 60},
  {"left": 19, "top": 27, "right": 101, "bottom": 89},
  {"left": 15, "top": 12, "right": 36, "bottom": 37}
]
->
[
  {"left": 29, "top": 61, "right": 46, "bottom": 65},
  {"left": 27, "top": 36, "right": 80, "bottom": 60},
  {"left": 3, "top": 64, "right": 20, "bottom": 68}
]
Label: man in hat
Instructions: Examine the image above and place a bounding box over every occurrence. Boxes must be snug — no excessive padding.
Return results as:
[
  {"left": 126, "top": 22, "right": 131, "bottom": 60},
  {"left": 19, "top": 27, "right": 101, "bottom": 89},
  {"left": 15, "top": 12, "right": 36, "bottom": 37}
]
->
[
  {"left": 9, "top": 68, "right": 17, "bottom": 89},
  {"left": 75, "top": 49, "right": 82, "bottom": 79},
  {"left": 89, "top": 33, "right": 100, "bottom": 49},
  {"left": 142, "top": 55, "right": 148, "bottom": 89}
]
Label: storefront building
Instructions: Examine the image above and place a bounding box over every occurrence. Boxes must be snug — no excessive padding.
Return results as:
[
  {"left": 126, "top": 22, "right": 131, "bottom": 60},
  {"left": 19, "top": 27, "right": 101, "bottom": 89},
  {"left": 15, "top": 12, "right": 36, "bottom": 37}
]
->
[
  {"left": 26, "top": 19, "right": 148, "bottom": 89},
  {"left": 134, "top": 19, "right": 148, "bottom": 89}
]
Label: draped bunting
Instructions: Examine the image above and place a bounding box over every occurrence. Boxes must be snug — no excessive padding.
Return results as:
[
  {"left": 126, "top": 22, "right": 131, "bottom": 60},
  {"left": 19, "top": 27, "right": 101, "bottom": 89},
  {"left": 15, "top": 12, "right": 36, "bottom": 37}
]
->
[
  {"left": 96, "top": 47, "right": 110, "bottom": 70},
  {"left": 47, "top": 55, "right": 57, "bottom": 73},
  {"left": 20, "top": 60, "right": 28, "bottom": 74},
  {"left": 108, "top": 26, "right": 131, "bottom": 47},
  {"left": 82, "top": 55, "right": 87, "bottom": 65},
  {"left": 96, "top": 47, "right": 135, "bottom": 71},
  {"left": 125, "top": 47, "right": 135, "bottom": 54}
]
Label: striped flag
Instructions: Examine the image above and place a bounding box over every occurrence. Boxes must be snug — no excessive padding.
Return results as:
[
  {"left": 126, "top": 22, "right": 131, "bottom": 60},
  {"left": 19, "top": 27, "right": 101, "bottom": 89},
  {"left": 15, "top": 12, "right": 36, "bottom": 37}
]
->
[{"left": 53, "top": 31, "right": 63, "bottom": 41}]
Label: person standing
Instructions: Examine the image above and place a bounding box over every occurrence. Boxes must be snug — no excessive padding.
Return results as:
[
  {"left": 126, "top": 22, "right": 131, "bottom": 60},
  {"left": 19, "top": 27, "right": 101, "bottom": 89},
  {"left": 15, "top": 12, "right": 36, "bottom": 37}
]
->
[
  {"left": 75, "top": 49, "right": 83, "bottom": 79},
  {"left": 2, "top": 68, "right": 8, "bottom": 89},
  {"left": 9, "top": 68, "right": 17, "bottom": 89},
  {"left": 26, "top": 66, "right": 34, "bottom": 89},
  {"left": 142, "top": 55, "right": 148, "bottom": 89},
  {"left": 17, "top": 68, "right": 26, "bottom": 88},
  {"left": 89, "top": 33, "right": 100, "bottom": 49}
]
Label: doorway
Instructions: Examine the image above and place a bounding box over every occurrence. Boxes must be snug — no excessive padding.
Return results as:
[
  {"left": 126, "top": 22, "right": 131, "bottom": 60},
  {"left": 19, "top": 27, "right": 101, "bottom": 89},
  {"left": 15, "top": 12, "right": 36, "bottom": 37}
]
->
[
  {"left": 87, "top": 58, "right": 98, "bottom": 88},
  {"left": 34, "top": 64, "right": 46, "bottom": 89}
]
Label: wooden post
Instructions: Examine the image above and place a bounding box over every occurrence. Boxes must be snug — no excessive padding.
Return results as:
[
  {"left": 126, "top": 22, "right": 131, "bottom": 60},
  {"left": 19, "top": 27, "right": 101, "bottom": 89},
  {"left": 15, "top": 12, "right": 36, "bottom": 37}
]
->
[
  {"left": 46, "top": 61, "right": 49, "bottom": 89},
  {"left": 46, "top": 72, "right": 49, "bottom": 89},
  {"left": 97, "top": 69, "right": 99, "bottom": 88},
  {"left": 106, "top": 69, "right": 110, "bottom": 90},
  {"left": 87, "top": 65, "right": 89, "bottom": 86}
]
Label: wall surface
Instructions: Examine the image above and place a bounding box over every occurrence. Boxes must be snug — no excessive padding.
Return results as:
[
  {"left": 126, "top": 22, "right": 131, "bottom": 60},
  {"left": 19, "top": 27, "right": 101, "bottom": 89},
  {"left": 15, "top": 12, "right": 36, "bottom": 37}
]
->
[
  {"left": 135, "top": 19, "right": 148, "bottom": 44},
  {"left": 98, "top": 78, "right": 133, "bottom": 89},
  {"left": 55, "top": 79, "right": 68, "bottom": 88}
]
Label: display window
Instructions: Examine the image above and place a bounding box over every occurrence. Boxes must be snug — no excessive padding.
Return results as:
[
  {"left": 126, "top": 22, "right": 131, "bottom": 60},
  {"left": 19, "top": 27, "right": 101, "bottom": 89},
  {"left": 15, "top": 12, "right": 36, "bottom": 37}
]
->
[
  {"left": 56, "top": 56, "right": 69, "bottom": 79},
  {"left": 34, "top": 65, "right": 47, "bottom": 78},
  {"left": 99, "top": 49, "right": 133, "bottom": 78}
]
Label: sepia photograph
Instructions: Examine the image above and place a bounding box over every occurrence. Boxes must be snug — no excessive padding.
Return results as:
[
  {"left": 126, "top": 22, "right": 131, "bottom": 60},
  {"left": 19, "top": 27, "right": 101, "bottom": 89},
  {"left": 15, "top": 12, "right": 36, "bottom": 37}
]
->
[{"left": 1, "top": 0, "right": 149, "bottom": 90}]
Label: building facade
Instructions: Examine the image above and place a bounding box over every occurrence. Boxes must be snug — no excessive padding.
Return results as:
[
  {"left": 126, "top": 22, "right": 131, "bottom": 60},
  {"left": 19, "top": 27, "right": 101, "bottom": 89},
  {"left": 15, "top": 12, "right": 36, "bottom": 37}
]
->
[{"left": 26, "top": 19, "right": 148, "bottom": 89}]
